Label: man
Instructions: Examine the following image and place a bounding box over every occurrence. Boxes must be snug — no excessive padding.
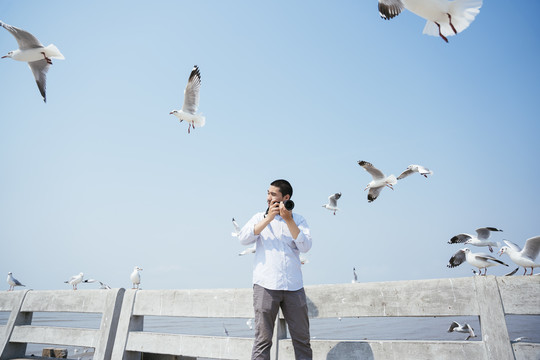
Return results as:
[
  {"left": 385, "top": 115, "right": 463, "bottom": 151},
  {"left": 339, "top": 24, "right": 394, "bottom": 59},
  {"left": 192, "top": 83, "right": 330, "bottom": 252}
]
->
[{"left": 238, "top": 179, "right": 313, "bottom": 360}]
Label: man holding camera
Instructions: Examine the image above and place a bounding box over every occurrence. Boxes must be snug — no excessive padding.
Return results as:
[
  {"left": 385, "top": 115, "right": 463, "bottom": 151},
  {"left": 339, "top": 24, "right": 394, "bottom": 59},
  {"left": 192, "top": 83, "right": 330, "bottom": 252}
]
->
[{"left": 238, "top": 179, "right": 313, "bottom": 360}]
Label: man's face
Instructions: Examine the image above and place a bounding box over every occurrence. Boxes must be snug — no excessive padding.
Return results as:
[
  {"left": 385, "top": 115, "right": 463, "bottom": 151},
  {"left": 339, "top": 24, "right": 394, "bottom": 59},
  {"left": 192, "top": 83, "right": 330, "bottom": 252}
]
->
[{"left": 267, "top": 185, "right": 289, "bottom": 206}]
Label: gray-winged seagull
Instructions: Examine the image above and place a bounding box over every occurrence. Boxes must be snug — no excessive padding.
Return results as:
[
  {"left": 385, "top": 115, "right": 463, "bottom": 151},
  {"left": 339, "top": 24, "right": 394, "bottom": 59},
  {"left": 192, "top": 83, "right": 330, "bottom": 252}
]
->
[
  {"left": 498, "top": 236, "right": 540, "bottom": 275},
  {"left": 83, "top": 279, "right": 112, "bottom": 289},
  {"left": 7, "top": 272, "right": 25, "bottom": 291},
  {"left": 0, "top": 20, "right": 64, "bottom": 102},
  {"left": 448, "top": 227, "right": 503, "bottom": 252},
  {"left": 170, "top": 65, "right": 205, "bottom": 133},
  {"left": 357, "top": 161, "right": 397, "bottom": 202},
  {"left": 448, "top": 248, "right": 508, "bottom": 275},
  {"left": 131, "top": 266, "right": 143, "bottom": 289},
  {"left": 64, "top": 272, "right": 84, "bottom": 290},
  {"left": 378, "top": 0, "right": 483, "bottom": 43},
  {"left": 322, "top": 192, "right": 342, "bottom": 215},
  {"left": 397, "top": 164, "right": 433, "bottom": 180},
  {"left": 447, "top": 321, "right": 476, "bottom": 340}
]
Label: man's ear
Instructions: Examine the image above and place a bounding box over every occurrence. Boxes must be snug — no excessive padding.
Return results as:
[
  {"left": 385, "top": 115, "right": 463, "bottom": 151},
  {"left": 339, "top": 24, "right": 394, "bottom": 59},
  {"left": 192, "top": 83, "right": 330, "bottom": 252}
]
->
[{"left": 283, "top": 194, "right": 290, "bottom": 201}]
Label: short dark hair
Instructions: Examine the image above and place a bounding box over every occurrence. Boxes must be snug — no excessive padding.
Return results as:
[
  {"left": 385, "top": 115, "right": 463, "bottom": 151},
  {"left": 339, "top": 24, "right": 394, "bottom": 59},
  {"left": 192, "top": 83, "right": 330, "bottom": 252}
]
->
[{"left": 270, "top": 179, "right": 293, "bottom": 198}]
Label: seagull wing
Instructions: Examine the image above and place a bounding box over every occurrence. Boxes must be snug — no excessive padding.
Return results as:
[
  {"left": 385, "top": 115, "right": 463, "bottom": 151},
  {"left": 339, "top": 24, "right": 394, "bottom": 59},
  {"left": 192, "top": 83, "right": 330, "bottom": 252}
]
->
[
  {"left": 378, "top": 0, "right": 404, "bottom": 20},
  {"left": 417, "top": 165, "right": 432, "bottom": 176},
  {"left": 328, "top": 193, "right": 341, "bottom": 207},
  {"left": 448, "top": 234, "right": 472, "bottom": 244},
  {"left": 28, "top": 59, "right": 49, "bottom": 102},
  {"left": 182, "top": 65, "right": 201, "bottom": 114},
  {"left": 522, "top": 236, "right": 540, "bottom": 260},
  {"left": 475, "top": 253, "right": 508, "bottom": 266},
  {"left": 448, "top": 321, "right": 460, "bottom": 332},
  {"left": 476, "top": 227, "right": 502, "bottom": 240},
  {"left": 0, "top": 21, "right": 44, "bottom": 50},
  {"left": 504, "top": 267, "right": 519, "bottom": 276},
  {"left": 465, "top": 324, "right": 475, "bottom": 338},
  {"left": 13, "top": 277, "right": 24, "bottom": 286},
  {"left": 503, "top": 240, "right": 522, "bottom": 253},
  {"left": 367, "top": 187, "right": 382, "bottom": 202},
  {"left": 358, "top": 161, "right": 385, "bottom": 180},
  {"left": 397, "top": 169, "right": 414, "bottom": 180},
  {"left": 448, "top": 249, "right": 466, "bottom": 268},
  {"left": 232, "top": 218, "right": 240, "bottom": 233}
]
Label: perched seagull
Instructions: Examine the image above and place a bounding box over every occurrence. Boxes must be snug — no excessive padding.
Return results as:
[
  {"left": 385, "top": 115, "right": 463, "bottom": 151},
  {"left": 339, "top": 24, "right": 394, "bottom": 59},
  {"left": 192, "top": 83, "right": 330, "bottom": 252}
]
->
[
  {"left": 246, "top": 318, "right": 253, "bottom": 330},
  {"left": 0, "top": 20, "right": 65, "bottom": 102},
  {"left": 64, "top": 273, "right": 84, "bottom": 290},
  {"left": 322, "top": 192, "right": 342, "bottom": 215},
  {"left": 448, "top": 248, "right": 508, "bottom": 275},
  {"left": 498, "top": 236, "right": 540, "bottom": 275},
  {"left": 130, "top": 266, "right": 143, "bottom": 289},
  {"left": 357, "top": 161, "right": 397, "bottom": 202},
  {"left": 397, "top": 164, "right": 433, "bottom": 180},
  {"left": 7, "top": 272, "right": 25, "bottom": 291},
  {"left": 448, "top": 227, "right": 503, "bottom": 252},
  {"left": 447, "top": 321, "right": 476, "bottom": 340},
  {"left": 377, "top": 0, "right": 483, "bottom": 43},
  {"left": 170, "top": 65, "right": 205, "bottom": 134},
  {"left": 231, "top": 218, "right": 240, "bottom": 237},
  {"left": 352, "top": 267, "right": 358, "bottom": 283},
  {"left": 82, "top": 279, "right": 111, "bottom": 289},
  {"left": 238, "top": 246, "right": 256, "bottom": 256}
]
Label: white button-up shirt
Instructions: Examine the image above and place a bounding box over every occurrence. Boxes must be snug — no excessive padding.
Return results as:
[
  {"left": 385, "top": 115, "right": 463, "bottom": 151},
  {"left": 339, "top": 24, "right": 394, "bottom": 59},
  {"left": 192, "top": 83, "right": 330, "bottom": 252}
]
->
[{"left": 238, "top": 212, "right": 312, "bottom": 291}]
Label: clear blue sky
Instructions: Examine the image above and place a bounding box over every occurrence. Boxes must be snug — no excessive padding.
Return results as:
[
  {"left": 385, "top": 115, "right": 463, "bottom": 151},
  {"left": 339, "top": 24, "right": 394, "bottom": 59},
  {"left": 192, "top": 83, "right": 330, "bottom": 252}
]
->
[{"left": 1, "top": 1, "right": 539, "bottom": 290}]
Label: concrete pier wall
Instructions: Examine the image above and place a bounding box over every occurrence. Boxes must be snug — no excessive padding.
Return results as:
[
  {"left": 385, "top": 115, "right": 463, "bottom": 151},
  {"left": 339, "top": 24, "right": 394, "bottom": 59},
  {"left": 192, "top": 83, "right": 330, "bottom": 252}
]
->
[{"left": 0, "top": 276, "right": 538, "bottom": 360}]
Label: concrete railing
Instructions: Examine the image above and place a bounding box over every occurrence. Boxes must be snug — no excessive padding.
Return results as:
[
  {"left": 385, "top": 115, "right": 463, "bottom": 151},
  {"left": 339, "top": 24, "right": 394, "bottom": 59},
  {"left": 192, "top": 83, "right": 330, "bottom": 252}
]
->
[{"left": 1, "top": 276, "right": 539, "bottom": 360}]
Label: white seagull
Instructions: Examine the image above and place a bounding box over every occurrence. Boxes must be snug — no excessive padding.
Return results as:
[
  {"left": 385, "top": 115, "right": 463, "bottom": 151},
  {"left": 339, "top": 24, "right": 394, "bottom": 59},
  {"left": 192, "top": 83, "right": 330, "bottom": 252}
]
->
[
  {"left": 352, "top": 267, "right": 358, "bottom": 283},
  {"left": 322, "top": 192, "right": 342, "bottom": 215},
  {"left": 0, "top": 20, "right": 64, "bottom": 102},
  {"left": 357, "top": 161, "right": 397, "bottom": 203},
  {"left": 83, "top": 279, "right": 111, "bottom": 289},
  {"left": 231, "top": 217, "right": 240, "bottom": 237},
  {"left": 448, "top": 227, "right": 503, "bottom": 252},
  {"left": 448, "top": 248, "right": 508, "bottom": 275},
  {"left": 64, "top": 272, "right": 84, "bottom": 290},
  {"left": 238, "top": 245, "right": 256, "bottom": 256},
  {"left": 130, "top": 266, "right": 143, "bottom": 289},
  {"left": 447, "top": 321, "right": 476, "bottom": 340},
  {"left": 7, "top": 272, "right": 25, "bottom": 291},
  {"left": 498, "top": 236, "right": 540, "bottom": 275},
  {"left": 170, "top": 65, "right": 205, "bottom": 134},
  {"left": 397, "top": 164, "right": 433, "bottom": 180},
  {"left": 377, "top": 0, "right": 483, "bottom": 43}
]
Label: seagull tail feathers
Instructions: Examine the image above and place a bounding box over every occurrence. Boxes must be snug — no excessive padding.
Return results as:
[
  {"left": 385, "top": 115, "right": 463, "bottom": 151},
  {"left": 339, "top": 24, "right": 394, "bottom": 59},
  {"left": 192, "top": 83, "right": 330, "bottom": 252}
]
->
[
  {"left": 423, "top": 0, "right": 482, "bottom": 37},
  {"left": 45, "top": 44, "right": 65, "bottom": 60}
]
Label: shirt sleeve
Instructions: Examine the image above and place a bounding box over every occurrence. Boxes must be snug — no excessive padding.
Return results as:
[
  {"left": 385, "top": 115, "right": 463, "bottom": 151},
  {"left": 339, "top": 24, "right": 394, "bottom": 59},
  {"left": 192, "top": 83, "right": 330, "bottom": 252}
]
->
[
  {"left": 238, "top": 213, "right": 262, "bottom": 246},
  {"left": 293, "top": 216, "right": 312, "bottom": 253}
]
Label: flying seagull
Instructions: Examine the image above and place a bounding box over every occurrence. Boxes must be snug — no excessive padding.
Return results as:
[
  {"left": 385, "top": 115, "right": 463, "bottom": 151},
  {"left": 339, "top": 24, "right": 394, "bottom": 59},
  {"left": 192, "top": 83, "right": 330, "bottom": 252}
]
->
[
  {"left": 170, "top": 65, "right": 205, "bottom": 133},
  {"left": 130, "top": 266, "right": 143, "bottom": 289},
  {"left": 448, "top": 248, "right": 508, "bottom": 275},
  {"left": 83, "top": 279, "right": 111, "bottom": 289},
  {"left": 231, "top": 218, "right": 240, "bottom": 237},
  {"left": 498, "top": 236, "right": 540, "bottom": 275},
  {"left": 357, "top": 161, "right": 397, "bottom": 202},
  {"left": 7, "top": 272, "right": 25, "bottom": 291},
  {"left": 377, "top": 0, "right": 483, "bottom": 43},
  {"left": 447, "top": 321, "right": 476, "bottom": 340},
  {"left": 397, "top": 164, "right": 433, "bottom": 180},
  {"left": 0, "top": 20, "right": 64, "bottom": 102},
  {"left": 64, "top": 272, "right": 84, "bottom": 290},
  {"left": 448, "top": 227, "right": 503, "bottom": 252},
  {"left": 322, "top": 192, "right": 342, "bottom": 215}
]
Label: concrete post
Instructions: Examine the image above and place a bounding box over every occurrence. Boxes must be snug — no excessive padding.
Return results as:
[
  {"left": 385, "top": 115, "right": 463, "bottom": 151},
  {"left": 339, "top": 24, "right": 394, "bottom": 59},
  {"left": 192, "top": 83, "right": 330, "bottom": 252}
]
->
[{"left": 0, "top": 290, "right": 31, "bottom": 360}]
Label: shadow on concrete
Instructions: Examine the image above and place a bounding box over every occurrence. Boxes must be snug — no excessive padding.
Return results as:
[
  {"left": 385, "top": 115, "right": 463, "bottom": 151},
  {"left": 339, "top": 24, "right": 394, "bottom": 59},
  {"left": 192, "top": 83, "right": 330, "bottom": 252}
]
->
[{"left": 326, "top": 341, "right": 375, "bottom": 360}]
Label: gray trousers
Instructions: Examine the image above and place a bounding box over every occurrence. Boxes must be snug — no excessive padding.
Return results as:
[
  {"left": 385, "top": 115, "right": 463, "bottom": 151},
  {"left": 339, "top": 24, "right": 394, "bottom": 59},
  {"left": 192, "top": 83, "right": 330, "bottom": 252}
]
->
[{"left": 251, "top": 284, "right": 312, "bottom": 360}]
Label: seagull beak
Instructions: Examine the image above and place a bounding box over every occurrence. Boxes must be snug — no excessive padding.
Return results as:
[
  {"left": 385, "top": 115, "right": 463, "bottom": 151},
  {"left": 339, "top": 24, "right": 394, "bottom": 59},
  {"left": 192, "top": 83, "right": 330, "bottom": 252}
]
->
[
  {"left": 169, "top": 111, "right": 174, "bottom": 115},
  {"left": 1, "top": 55, "right": 8, "bottom": 59}
]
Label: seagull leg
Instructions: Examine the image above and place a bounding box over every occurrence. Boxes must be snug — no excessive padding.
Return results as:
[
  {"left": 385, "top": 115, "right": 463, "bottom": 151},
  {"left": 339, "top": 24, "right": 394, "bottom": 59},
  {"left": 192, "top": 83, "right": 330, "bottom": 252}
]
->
[
  {"left": 447, "top": 13, "right": 458, "bottom": 34},
  {"left": 523, "top": 268, "right": 527, "bottom": 275},
  {"left": 435, "top": 22, "right": 449, "bottom": 43},
  {"left": 386, "top": 184, "right": 394, "bottom": 191},
  {"left": 41, "top": 52, "right": 53, "bottom": 65}
]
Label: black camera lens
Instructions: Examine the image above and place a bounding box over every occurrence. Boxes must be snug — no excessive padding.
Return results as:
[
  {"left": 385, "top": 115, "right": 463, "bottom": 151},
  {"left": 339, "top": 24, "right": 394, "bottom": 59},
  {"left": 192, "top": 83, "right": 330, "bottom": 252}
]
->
[{"left": 283, "top": 199, "right": 294, "bottom": 211}]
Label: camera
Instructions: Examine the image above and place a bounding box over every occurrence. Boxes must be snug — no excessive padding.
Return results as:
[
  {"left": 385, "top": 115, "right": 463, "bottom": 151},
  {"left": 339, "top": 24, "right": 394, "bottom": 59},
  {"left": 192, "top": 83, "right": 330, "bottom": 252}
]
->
[{"left": 283, "top": 199, "right": 295, "bottom": 211}]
